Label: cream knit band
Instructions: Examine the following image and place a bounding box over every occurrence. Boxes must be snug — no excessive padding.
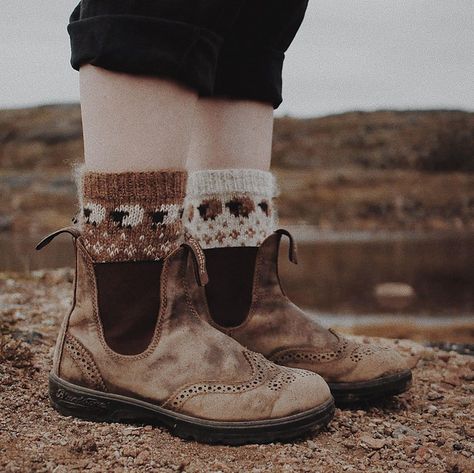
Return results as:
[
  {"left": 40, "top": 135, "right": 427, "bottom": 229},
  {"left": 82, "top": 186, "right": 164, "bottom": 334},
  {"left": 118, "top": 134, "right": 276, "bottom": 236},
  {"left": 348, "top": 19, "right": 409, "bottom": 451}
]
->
[{"left": 184, "top": 169, "right": 277, "bottom": 249}]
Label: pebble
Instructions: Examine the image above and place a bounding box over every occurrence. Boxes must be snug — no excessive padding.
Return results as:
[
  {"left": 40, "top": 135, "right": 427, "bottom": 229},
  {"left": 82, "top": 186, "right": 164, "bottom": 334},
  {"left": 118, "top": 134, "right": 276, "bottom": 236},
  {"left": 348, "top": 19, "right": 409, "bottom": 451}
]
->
[
  {"left": 437, "top": 351, "right": 451, "bottom": 362},
  {"left": 427, "top": 392, "right": 444, "bottom": 401},
  {"left": 359, "top": 435, "right": 386, "bottom": 450},
  {"left": 392, "top": 426, "right": 420, "bottom": 439},
  {"left": 122, "top": 446, "right": 139, "bottom": 458},
  {"left": 442, "top": 374, "right": 461, "bottom": 386},
  {"left": 306, "top": 440, "right": 317, "bottom": 450}
]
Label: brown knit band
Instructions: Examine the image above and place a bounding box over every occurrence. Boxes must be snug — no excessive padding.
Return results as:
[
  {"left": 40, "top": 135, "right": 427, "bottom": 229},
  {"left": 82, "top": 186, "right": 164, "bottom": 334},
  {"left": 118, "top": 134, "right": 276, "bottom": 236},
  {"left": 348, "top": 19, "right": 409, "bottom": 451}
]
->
[
  {"left": 79, "top": 170, "right": 187, "bottom": 262},
  {"left": 82, "top": 171, "right": 186, "bottom": 204}
]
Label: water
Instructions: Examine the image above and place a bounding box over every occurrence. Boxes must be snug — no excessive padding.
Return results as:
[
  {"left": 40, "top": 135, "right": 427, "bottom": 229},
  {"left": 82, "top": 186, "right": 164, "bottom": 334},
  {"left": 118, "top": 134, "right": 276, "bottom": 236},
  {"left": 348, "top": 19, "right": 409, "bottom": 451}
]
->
[
  {"left": 280, "top": 230, "right": 474, "bottom": 316},
  {"left": 1, "top": 229, "right": 473, "bottom": 317}
]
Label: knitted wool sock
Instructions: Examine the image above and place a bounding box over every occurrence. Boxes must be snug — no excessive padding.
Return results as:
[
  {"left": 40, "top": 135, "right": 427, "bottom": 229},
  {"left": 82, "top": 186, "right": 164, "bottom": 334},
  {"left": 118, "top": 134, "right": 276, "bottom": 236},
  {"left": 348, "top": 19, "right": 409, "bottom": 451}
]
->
[
  {"left": 79, "top": 170, "right": 186, "bottom": 262},
  {"left": 183, "top": 169, "right": 276, "bottom": 248}
]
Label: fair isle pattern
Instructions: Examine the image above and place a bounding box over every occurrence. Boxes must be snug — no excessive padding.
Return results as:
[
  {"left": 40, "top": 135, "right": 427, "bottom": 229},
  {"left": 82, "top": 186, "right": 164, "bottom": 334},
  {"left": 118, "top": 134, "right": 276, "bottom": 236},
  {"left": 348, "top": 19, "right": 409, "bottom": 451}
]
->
[
  {"left": 82, "top": 202, "right": 184, "bottom": 261},
  {"left": 80, "top": 171, "right": 186, "bottom": 262},
  {"left": 184, "top": 169, "right": 276, "bottom": 249},
  {"left": 184, "top": 192, "right": 274, "bottom": 247}
]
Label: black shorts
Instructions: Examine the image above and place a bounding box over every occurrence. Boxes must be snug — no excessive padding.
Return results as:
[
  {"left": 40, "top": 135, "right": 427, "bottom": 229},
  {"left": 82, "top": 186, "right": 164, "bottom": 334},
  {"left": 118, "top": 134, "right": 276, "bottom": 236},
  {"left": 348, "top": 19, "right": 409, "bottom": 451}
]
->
[{"left": 68, "top": 0, "right": 309, "bottom": 108}]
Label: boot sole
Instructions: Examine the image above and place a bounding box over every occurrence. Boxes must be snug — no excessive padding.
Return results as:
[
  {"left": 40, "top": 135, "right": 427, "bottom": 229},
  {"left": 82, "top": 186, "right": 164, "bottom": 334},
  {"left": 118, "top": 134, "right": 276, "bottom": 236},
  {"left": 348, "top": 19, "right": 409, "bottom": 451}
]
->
[
  {"left": 49, "top": 373, "right": 335, "bottom": 445},
  {"left": 328, "top": 369, "right": 412, "bottom": 405}
]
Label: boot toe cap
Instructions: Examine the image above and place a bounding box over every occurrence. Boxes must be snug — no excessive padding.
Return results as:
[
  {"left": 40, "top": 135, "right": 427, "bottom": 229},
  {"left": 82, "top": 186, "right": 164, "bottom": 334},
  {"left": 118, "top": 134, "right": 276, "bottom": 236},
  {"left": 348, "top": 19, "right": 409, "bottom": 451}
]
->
[
  {"left": 343, "top": 344, "right": 409, "bottom": 383},
  {"left": 271, "top": 368, "right": 332, "bottom": 418},
  {"left": 176, "top": 366, "right": 332, "bottom": 422}
]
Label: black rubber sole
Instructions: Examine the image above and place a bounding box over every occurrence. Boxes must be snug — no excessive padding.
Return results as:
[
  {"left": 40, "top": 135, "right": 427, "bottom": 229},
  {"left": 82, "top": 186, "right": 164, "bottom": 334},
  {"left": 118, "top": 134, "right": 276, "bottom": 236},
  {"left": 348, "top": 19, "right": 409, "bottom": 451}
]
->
[
  {"left": 328, "top": 369, "right": 412, "bottom": 405},
  {"left": 49, "top": 373, "right": 335, "bottom": 445}
]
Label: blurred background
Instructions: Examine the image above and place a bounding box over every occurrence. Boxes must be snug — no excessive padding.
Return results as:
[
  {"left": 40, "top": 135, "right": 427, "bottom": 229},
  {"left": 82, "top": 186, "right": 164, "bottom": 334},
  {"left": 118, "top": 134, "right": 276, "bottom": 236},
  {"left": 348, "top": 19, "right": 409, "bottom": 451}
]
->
[{"left": 1, "top": 1, "right": 473, "bottom": 347}]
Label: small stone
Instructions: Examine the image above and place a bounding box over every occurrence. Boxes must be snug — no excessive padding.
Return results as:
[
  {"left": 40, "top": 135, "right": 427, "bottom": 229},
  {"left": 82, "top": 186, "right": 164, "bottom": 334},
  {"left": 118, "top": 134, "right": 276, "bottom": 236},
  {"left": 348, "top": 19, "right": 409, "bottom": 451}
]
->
[
  {"left": 343, "top": 441, "right": 356, "bottom": 449},
  {"left": 69, "top": 438, "right": 98, "bottom": 454},
  {"left": 442, "top": 374, "right": 460, "bottom": 386},
  {"left": 415, "top": 446, "right": 428, "bottom": 462},
  {"left": 306, "top": 440, "right": 317, "bottom": 450},
  {"left": 421, "top": 349, "right": 436, "bottom": 361},
  {"left": 122, "top": 446, "right": 138, "bottom": 458},
  {"left": 369, "top": 451, "right": 380, "bottom": 461},
  {"left": 427, "top": 392, "right": 444, "bottom": 401},
  {"left": 396, "top": 461, "right": 410, "bottom": 469},
  {"left": 135, "top": 451, "right": 150, "bottom": 466},
  {"left": 123, "top": 427, "right": 140, "bottom": 436},
  {"left": 359, "top": 435, "right": 386, "bottom": 450},
  {"left": 437, "top": 352, "right": 451, "bottom": 362},
  {"left": 392, "top": 426, "right": 420, "bottom": 439}
]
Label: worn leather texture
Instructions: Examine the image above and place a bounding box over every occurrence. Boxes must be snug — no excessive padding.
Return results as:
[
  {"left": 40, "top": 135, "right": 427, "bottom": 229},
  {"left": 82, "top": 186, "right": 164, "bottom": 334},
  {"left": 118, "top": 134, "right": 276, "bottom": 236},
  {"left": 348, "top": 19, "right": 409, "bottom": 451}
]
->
[
  {"left": 53, "top": 234, "right": 331, "bottom": 422},
  {"left": 199, "top": 232, "right": 409, "bottom": 383}
]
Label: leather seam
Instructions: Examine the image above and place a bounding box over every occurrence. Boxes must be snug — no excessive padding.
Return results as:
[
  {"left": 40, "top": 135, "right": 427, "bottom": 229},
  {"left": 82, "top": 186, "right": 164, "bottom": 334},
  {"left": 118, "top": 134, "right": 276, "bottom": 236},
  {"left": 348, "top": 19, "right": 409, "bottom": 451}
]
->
[
  {"left": 56, "top": 237, "right": 79, "bottom": 376},
  {"left": 234, "top": 233, "right": 282, "bottom": 332},
  {"left": 269, "top": 345, "right": 349, "bottom": 364},
  {"left": 162, "top": 351, "right": 267, "bottom": 410},
  {"left": 64, "top": 334, "right": 108, "bottom": 391},
  {"left": 182, "top": 256, "right": 202, "bottom": 322}
]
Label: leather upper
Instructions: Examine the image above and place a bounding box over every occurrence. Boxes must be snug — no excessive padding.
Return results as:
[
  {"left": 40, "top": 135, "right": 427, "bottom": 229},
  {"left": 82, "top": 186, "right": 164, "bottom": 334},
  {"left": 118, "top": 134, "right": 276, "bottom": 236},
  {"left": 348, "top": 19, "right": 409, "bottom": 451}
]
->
[
  {"left": 200, "top": 231, "right": 409, "bottom": 383},
  {"left": 51, "top": 231, "right": 331, "bottom": 422}
]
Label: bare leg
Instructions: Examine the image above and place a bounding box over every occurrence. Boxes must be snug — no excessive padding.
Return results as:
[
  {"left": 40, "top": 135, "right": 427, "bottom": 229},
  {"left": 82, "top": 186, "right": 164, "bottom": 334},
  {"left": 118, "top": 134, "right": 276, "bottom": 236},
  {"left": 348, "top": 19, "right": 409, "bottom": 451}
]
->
[
  {"left": 80, "top": 65, "right": 198, "bottom": 171},
  {"left": 78, "top": 65, "right": 194, "bottom": 262},
  {"left": 184, "top": 98, "right": 275, "bottom": 327},
  {"left": 186, "top": 98, "right": 273, "bottom": 171}
]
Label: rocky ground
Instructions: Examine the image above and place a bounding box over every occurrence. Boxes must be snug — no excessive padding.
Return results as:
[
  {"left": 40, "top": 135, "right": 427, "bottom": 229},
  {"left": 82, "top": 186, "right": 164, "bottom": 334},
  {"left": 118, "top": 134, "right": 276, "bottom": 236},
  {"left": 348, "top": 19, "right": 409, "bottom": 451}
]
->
[{"left": 1, "top": 270, "right": 473, "bottom": 472}]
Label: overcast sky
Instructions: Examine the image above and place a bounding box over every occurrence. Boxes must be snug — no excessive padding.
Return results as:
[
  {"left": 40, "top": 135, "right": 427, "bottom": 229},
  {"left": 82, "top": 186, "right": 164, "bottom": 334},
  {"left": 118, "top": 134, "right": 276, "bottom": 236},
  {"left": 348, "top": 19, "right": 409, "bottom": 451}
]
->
[{"left": 1, "top": 0, "right": 473, "bottom": 117}]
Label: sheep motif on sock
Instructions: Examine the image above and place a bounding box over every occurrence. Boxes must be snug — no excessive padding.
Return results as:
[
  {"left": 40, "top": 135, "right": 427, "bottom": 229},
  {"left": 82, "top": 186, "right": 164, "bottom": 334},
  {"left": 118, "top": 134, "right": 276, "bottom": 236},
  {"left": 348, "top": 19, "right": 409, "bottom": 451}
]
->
[
  {"left": 110, "top": 204, "right": 144, "bottom": 228},
  {"left": 184, "top": 169, "right": 277, "bottom": 248},
  {"left": 83, "top": 203, "right": 106, "bottom": 226},
  {"left": 79, "top": 170, "right": 186, "bottom": 262}
]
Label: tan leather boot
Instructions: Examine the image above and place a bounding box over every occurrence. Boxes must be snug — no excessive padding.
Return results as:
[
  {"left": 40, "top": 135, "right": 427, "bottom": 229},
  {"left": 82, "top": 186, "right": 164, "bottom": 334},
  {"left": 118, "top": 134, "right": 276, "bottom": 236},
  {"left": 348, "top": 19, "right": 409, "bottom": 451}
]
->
[
  {"left": 37, "top": 227, "right": 334, "bottom": 444},
  {"left": 199, "top": 230, "right": 412, "bottom": 405}
]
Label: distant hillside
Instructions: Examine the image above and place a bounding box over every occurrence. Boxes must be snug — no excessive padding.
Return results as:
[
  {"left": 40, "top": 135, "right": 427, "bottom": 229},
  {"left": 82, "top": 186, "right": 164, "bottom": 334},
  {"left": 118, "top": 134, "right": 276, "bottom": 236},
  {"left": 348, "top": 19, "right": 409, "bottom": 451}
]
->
[
  {"left": 1, "top": 105, "right": 473, "bottom": 233},
  {"left": 0, "top": 104, "right": 82, "bottom": 171},
  {"left": 273, "top": 110, "right": 474, "bottom": 172},
  {"left": 1, "top": 105, "right": 473, "bottom": 172}
]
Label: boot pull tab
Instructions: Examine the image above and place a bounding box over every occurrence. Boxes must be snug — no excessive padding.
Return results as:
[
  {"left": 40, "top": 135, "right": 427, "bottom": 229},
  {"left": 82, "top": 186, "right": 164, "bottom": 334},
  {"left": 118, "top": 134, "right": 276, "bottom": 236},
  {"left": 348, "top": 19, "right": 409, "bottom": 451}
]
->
[
  {"left": 182, "top": 237, "right": 209, "bottom": 286},
  {"left": 36, "top": 226, "right": 81, "bottom": 251},
  {"left": 275, "top": 229, "right": 298, "bottom": 264}
]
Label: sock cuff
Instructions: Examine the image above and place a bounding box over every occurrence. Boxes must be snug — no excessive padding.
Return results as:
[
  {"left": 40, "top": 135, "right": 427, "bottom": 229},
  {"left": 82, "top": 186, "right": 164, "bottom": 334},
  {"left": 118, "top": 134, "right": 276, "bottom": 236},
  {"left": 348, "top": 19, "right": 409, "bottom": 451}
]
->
[
  {"left": 186, "top": 169, "right": 276, "bottom": 198},
  {"left": 77, "top": 168, "right": 186, "bottom": 262},
  {"left": 81, "top": 169, "right": 187, "bottom": 204}
]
